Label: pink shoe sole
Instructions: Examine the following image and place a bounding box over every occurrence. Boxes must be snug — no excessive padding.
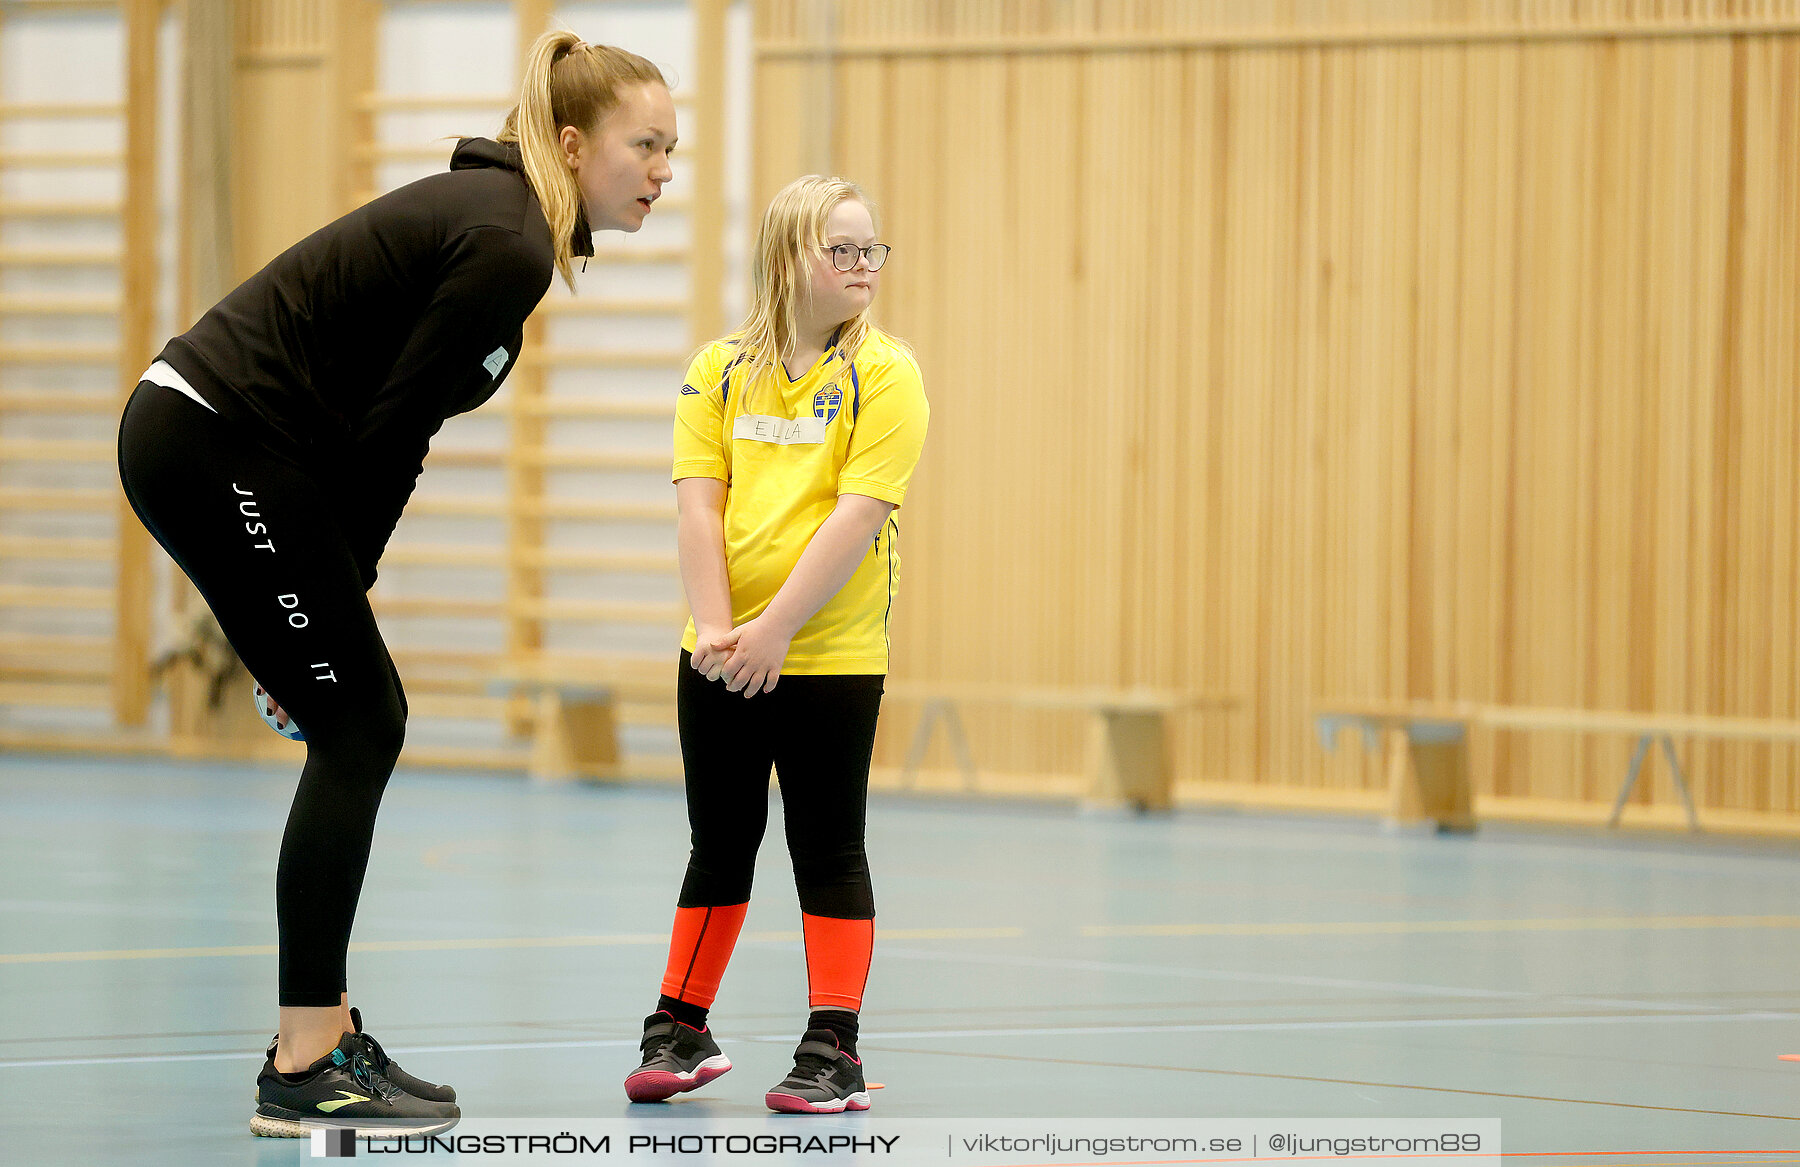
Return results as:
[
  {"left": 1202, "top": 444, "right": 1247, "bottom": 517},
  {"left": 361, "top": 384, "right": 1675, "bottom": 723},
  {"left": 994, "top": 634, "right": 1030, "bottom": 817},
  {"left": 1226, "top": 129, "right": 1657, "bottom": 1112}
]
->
[
  {"left": 764, "top": 1089, "right": 871, "bottom": 1114},
  {"left": 624, "top": 1056, "right": 731, "bottom": 1103}
]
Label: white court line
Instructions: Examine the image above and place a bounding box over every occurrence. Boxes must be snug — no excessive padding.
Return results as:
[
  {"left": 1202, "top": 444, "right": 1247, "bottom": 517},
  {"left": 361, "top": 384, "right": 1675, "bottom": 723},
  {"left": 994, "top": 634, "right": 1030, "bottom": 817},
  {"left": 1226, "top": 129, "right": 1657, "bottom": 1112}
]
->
[
  {"left": 878, "top": 944, "right": 1532, "bottom": 998},
  {"left": 3, "top": 1011, "right": 1795, "bottom": 1071},
  {"left": 877, "top": 944, "right": 1724, "bottom": 1013},
  {"left": 846, "top": 1011, "right": 1800, "bottom": 1041},
  {"left": 0, "top": 1038, "right": 639, "bottom": 1070},
  {"left": 0, "top": 927, "right": 1020, "bottom": 965}
]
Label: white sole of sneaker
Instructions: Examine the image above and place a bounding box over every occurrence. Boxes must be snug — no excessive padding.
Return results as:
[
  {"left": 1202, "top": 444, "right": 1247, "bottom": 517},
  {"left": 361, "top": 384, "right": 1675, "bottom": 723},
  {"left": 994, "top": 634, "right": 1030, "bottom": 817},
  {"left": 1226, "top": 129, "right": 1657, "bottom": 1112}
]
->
[
  {"left": 764, "top": 1089, "right": 870, "bottom": 1114},
  {"left": 250, "top": 1112, "right": 461, "bottom": 1139}
]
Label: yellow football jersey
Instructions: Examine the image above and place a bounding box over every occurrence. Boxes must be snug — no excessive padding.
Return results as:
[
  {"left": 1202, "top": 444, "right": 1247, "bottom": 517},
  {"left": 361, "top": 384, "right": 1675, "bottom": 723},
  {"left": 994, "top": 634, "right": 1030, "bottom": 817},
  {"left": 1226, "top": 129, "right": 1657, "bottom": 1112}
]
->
[{"left": 672, "top": 329, "right": 929, "bottom": 674}]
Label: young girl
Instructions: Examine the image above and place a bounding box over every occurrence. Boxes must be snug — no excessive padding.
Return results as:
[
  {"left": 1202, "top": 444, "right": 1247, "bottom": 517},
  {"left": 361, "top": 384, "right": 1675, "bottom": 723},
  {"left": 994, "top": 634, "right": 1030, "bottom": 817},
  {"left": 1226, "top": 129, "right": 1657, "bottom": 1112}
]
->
[
  {"left": 624, "top": 176, "right": 928, "bottom": 1114},
  {"left": 116, "top": 31, "right": 676, "bottom": 1138}
]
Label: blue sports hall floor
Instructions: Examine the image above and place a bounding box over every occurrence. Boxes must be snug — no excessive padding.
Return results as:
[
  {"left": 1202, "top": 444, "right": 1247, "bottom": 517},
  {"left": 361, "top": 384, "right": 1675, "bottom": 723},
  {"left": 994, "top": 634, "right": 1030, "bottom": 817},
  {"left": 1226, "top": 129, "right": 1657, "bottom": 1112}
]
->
[{"left": 1, "top": 753, "right": 1797, "bottom": 1165}]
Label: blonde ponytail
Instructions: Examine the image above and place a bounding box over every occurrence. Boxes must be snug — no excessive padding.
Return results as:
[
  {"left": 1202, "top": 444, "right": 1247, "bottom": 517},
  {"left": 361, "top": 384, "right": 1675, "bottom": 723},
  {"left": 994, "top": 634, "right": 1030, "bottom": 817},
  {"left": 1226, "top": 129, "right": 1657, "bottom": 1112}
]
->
[{"left": 499, "top": 30, "right": 667, "bottom": 290}]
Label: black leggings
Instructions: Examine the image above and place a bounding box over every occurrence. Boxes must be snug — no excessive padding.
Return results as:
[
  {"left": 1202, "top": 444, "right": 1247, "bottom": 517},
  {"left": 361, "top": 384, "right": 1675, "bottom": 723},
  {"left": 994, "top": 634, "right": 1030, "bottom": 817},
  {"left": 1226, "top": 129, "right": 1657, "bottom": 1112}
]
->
[
  {"left": 118, "top": 383, "right": 405, "bottom": 1007},
  {"left": 676, "top": 651, "right": 882, "bottom": 919}
]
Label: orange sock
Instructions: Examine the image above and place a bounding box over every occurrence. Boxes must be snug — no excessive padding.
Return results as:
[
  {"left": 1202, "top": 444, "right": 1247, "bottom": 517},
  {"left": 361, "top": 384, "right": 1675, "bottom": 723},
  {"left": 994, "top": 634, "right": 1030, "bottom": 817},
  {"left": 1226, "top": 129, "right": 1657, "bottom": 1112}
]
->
[
  {"left": 802, "top": 913, "right": 874, "bottom": 1011},
  {"left": 659, "top": 903, "right": 748, "bottom": 1008}
]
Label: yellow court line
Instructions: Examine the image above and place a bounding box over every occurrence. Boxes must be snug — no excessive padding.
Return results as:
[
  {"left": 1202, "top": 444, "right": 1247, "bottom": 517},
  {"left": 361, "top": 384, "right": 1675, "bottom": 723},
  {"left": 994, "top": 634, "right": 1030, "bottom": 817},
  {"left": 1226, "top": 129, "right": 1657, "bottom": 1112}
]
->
[
  {"left": 1080, "top": 916, "right": 1800, "bottom": 938},
  {"left": 0, "top": 926, "right": 1025, "bottom": 966}
]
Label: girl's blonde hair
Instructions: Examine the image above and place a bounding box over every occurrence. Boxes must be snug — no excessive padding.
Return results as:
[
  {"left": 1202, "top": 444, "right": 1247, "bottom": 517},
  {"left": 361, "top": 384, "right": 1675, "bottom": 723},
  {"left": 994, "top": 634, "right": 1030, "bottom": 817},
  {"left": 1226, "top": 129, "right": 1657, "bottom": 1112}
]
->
[
  {"left": 499, "top": 30, "right": 667, "bottom": 290},
  {"left": 730, "top": 175, "right": 905, "bottom": 391}
]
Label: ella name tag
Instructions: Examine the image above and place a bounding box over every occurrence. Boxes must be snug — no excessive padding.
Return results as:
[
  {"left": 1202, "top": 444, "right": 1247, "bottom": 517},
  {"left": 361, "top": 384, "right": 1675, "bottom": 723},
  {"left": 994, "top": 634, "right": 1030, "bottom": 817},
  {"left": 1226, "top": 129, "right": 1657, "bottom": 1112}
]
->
[
  {"left": 482, "top": 346, "right": 510, "bottom": 378},
  {"left": 733, "top": 413, "right": 828, "bottom": 445}
]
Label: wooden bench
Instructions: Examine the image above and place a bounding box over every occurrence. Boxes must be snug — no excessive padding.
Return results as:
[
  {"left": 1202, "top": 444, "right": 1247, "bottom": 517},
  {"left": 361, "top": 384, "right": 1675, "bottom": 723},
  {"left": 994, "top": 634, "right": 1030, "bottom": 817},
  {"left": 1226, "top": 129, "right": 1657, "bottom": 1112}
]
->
[
  {"left": 1315, "top": 701, "right": 1800, "bottom": 832},
  {"left": 488, "top": 657, "right": 675, "bottom": 782},
  {"left": 1313, "top": 700, "right": 1482, "bottom": 833},
  {"left": 886, "top": 682, "right": 1237, "bottom": 812}
]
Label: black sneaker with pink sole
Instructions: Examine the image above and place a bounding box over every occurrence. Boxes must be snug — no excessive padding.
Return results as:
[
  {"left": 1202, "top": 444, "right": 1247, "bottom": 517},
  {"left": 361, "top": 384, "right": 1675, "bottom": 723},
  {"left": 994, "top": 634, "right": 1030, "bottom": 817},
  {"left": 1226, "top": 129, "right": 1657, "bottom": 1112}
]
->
[
  {"left": 624, "top": 1012, "right": 732, "bottom": 1103},
  {"left": 764, "top": 1029, "right": 869, "bottom": 1114}
]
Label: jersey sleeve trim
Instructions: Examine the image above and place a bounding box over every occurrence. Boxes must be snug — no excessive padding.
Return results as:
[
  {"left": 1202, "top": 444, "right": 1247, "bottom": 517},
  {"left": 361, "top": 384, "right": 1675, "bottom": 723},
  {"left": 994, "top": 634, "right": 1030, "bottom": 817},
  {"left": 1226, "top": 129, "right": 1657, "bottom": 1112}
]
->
[
  {"left": 837, "top": 477, "right": 908, "bottom": 506},
  {"left": 673, "top": 459, "right": 728, "bottom": 482}
]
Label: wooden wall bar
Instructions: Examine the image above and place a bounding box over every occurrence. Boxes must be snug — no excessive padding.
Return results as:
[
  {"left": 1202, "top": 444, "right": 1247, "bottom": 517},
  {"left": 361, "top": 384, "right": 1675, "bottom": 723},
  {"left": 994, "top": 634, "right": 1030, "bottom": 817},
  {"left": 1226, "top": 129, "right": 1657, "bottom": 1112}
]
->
[
  {"left": 0, "top": 1, "right": 157, "bottom": 746},
  {"left": 752, "top": 0, "right": 1800, "bottom": 819},
  {"left": 232, "top": 0, "right": 337, "bottom": 274},
  {"left": 0, "top": 1, "right": 719, "bottom": 770},
  {"left": 114, "top": 0, "right": 161, "bottom": 726}
]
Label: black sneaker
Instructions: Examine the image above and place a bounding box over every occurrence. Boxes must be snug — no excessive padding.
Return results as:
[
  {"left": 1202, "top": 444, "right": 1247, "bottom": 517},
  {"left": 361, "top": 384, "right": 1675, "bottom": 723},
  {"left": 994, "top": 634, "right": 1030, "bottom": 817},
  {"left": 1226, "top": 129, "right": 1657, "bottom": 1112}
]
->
[
  {"left": 251, "top": 1032, "right": 460, "bottom": 1138},
  {"left": 351, "top": 1007, "right": 456, "bottom": 1103},
  {"left": 765, "top": 1029, "right": 869, "bottom": 1114},
  {"left": 623, "top": 1011, "right": 731, "bottom": 1102},
  {"left": 261, "top": 1011, "right": 456, "bottom": 1106}
]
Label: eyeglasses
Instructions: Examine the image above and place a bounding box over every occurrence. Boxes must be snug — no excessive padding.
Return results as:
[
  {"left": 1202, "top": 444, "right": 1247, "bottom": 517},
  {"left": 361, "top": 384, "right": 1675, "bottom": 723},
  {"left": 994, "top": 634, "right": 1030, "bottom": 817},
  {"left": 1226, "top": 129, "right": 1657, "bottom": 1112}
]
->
[{"left": 827, "top": 243, "right": 891, "bottom": 272}]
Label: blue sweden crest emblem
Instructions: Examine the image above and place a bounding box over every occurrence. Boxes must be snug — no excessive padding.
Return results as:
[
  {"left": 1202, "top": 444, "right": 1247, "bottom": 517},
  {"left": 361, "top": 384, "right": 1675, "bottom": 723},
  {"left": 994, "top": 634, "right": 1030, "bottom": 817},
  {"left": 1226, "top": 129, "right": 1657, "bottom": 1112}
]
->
[{"left": 812, "top": 382, "right": 842, "bottom": 424}]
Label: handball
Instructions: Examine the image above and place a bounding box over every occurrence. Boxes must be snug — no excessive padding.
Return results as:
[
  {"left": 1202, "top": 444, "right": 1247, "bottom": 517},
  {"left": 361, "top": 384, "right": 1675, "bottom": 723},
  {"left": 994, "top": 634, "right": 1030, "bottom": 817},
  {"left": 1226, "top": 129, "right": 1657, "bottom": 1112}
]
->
[{"left": 253, "top": 683, "right": 304, "bottom": 741}]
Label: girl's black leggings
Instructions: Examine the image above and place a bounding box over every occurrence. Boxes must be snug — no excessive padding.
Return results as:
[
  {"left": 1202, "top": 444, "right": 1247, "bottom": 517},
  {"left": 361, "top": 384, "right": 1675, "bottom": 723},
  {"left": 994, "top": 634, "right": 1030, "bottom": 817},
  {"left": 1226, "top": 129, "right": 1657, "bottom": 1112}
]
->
[
  {"left": 118, "top": 382, "right": 405, "bottom": 1007},
  {"left": 675, "top": 650, "right": 882, "bottom": 919}
]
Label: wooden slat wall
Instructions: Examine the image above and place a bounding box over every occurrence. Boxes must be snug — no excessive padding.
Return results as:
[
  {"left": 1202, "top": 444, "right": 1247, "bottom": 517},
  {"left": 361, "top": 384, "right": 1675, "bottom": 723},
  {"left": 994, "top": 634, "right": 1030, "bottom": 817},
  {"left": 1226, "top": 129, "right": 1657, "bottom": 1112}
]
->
[{"left": 754, "top": 0, "right": 1800, "bottom": 818}]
